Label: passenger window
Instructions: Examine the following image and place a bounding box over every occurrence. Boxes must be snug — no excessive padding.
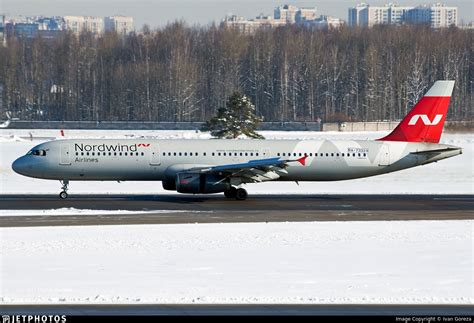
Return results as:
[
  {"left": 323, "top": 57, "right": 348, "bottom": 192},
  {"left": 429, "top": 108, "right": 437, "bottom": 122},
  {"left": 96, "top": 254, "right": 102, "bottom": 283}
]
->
[
  {"left": 353, "top": 153, "right": 356, "bottom": 157},
  {"left": 136, "top": 152, "right": 139, "bottom": 156},
  {"left": 189, "top": 152, "right": 193, "bottom": 156},
  {"left": 203, "top": 152, "right": 206, "bottom": 156},
  {"left": 218, "top": 153, "right": 221, "bottom": 156},
  {"left": 245, "top": 153, "right": 248, "bottom": 156},
  {"left": 256, "top": 153, "right": 259, "bottom": 156},
  {"left": 196, "top": 152, "right": 198, "bottom": 156},
  {"left": 179, "top": 152, "right": 182, "bottom": 156},
  {"left": 336, "top": 153, "right": 339, "bottom": 157},
  {"left": 358, "top": 153, "right": 361, "bottom": 157},
  {"left": 125, "top": 152, "right": 128, "bottom": 156},
  {"left": 331, "top": 153, "right": 334, "bottom": 157},
  {"left": 250, "top": 153, "right": 253, "bottom": 156},
  {"left": 119, "top": 152, "right": 122, "bottom": 156},
  {"left": 240, "top": 153, "right": 243, "bottom": 156},
  {"left": 174, "top": 152, "right": 177, "bottom": 156},
  {"left": 114, "top": 152, "right": 117, "bottom": 156},
  {"left": 342, "top": 153, "right": 345, "bottom": 157},
  {"left": 277, "top": 153, "right": 280, "bottom": 156},
  {"left": 184, "top": 152, "right": 187, "bottom": 156},
  {"left": 163, "top": 152, "right": 166, "bottom": 156},
  {"left": 212, "top": 153, "right": 215, "bottom": 156},
  {"left": 364, "top": 153, "right": 367, "bottom": 157},
  {"left": 81, "top": 152, "right": 84, "bottom": 156},
  {"left": 108, "top": 152, "right": 111, "bottom": 156},
  {"left": 141, "top": 152, "right": 144, "bottom": 156},
  {"left": 325, "top": 153, "right": 328, "bottom": 157},
  {"left": 223, "top": 153, "right": 226, "bottom": 156},
  {"left": 86, "top": 152, "right": 90, "bottom": 156},
  {"left": 309, "top": 153, "right": 312, "bottom": 156},
  {"left": 234, "top": 153, "right": 238, "bottom": 156}
]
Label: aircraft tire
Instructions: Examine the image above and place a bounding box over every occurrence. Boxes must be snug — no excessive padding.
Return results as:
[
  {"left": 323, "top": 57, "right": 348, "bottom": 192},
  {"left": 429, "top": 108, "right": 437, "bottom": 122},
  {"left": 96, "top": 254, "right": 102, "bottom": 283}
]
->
[
  {"left": 224, "top": 187, "right": 237, "bottom": 198},
  {"left": 59, "top": 191, "right": 68, "bottom": 199},
  {"left": 235, "top": 188, "right": 248, "bottom": 201}
]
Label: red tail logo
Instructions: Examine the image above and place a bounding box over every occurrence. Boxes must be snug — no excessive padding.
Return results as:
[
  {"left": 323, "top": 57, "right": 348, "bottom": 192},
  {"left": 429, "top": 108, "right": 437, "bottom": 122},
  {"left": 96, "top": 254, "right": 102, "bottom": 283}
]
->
[
  {"left": 138, "top": 143, "right": 151, "bottom": 148},
  {"left": 379, "top": 81, "right": 454, "bottom": 143},
  {"left": 408, "top": 114, "right": 443, "bottom": 126}
]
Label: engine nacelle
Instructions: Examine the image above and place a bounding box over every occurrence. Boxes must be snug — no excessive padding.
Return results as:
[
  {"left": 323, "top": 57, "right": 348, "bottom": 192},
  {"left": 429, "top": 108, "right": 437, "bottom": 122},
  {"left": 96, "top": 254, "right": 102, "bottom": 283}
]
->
[
  {"left": 176, "top": 173, "right": 230, "bottom": 194},
  {"left": 162, "top": 177, "right": 176, "bottom": 191}
]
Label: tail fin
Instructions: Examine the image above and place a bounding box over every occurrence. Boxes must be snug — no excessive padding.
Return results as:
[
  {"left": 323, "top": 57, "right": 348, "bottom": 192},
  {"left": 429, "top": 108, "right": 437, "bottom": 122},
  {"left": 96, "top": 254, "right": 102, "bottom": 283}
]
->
[{"left": 379, "top": 80, "right": 455, "bottom": 143}]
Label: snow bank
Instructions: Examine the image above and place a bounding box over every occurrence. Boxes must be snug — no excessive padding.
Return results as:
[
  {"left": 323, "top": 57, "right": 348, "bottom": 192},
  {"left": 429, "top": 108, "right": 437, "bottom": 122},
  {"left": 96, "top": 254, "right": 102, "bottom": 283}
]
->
[{"left": 1, "top": 220, "right": 472, "bottom": 304}]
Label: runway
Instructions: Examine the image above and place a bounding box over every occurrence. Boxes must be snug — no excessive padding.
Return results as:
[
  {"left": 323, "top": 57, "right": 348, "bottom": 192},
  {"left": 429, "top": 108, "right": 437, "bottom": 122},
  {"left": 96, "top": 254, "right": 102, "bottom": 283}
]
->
[{"left": 0, "top": 194, "right": 472, "bottom": 227}]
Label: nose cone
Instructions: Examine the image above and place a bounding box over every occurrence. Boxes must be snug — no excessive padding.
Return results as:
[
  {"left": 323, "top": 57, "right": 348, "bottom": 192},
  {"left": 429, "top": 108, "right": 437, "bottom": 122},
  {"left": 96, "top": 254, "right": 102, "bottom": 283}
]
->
[{"left": 12, "top": 156, "right": 31, "bottom": 176}]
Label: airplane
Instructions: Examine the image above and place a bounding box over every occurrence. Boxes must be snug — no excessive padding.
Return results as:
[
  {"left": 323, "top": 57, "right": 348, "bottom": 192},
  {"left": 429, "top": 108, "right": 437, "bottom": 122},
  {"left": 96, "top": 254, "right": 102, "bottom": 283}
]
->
[{"left": 12, "top": 80, "right": 462, "bottom": 200}]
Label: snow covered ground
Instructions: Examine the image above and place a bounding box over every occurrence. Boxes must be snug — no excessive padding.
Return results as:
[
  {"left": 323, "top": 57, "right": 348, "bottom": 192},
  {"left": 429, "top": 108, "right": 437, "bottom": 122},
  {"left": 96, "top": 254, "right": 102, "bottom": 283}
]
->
[
  {"left": 1, "top": 220, "right": 472, "bottom": 304},
  {"left": 0, "top": 129, "right": 472, "bottom": 195}
]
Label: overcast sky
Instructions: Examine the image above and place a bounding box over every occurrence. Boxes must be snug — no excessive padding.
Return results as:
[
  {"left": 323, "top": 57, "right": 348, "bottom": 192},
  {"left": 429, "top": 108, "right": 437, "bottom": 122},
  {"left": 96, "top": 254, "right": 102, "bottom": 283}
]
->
[{"left": 2, "top": 0, "right": 473, "bottom": 29}]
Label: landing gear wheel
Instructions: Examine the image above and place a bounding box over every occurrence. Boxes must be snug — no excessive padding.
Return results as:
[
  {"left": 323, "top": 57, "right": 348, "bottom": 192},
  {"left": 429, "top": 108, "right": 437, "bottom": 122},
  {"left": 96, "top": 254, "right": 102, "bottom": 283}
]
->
[
  {"left": 59, "top": 180, "right": 69, "bottom": 199},
  {"left": 224, "top": 187, "right": 237, "bottom": 198},
  {"left": 235, "top": 188, "right": 248, "bottom": 201}
]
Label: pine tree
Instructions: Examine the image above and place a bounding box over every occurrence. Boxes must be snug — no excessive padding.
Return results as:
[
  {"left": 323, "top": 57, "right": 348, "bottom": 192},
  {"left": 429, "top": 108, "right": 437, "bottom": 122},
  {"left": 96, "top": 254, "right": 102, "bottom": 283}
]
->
[{"left": 201, "top": 91, "right": 264, "bottom": 139}]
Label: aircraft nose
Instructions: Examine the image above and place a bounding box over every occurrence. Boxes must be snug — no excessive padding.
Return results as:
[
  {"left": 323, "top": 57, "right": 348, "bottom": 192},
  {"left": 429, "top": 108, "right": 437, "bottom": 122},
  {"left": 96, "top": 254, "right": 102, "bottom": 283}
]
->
[{"left": 12, "top": 156, "right": 31, "bottom": 176}]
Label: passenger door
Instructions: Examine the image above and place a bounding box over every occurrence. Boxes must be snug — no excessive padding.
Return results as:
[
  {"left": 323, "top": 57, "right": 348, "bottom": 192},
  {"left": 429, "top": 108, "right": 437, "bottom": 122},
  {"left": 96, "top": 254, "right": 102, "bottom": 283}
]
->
[
  {"left": 150, "top": 145, "right": 161, "bottom": 166},
  {"left": 59, "top": 143, "right": 71, "bottom": 165}
]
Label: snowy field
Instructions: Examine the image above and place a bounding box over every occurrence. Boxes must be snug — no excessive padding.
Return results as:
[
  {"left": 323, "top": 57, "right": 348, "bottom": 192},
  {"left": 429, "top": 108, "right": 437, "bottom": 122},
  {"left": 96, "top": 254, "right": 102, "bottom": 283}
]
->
[
  {"left": 0, "top": 129, "right": 472, "bottom": 304},
  {"left": 0, "top": 129, "right": 472, "bottom": 195},
  {"left": 1, "top": 220, "right": 473, "bottom": 304}
]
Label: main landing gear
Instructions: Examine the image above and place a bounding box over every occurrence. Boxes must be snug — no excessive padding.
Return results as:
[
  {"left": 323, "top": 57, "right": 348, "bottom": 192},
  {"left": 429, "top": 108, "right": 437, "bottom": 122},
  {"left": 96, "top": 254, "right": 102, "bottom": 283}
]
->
[
  {"left": 224, "top": 187, "right": 248, "bottom": 201},
  {"left": 59, "top": 180, "right": 69, "bottom": 199}
]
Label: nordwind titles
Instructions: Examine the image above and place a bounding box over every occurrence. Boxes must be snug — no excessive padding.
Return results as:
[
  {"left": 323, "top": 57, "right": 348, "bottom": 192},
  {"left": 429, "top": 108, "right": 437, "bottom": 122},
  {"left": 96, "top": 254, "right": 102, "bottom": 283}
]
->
[{"left": 74, "top": 143, "right": 139, "bottom": 153}]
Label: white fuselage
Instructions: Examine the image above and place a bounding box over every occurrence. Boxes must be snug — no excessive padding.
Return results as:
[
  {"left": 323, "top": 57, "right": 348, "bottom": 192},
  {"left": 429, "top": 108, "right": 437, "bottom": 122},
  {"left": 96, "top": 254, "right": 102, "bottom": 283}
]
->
[{"left": 12, "top": 138, "right": 461, "bottom": 183}]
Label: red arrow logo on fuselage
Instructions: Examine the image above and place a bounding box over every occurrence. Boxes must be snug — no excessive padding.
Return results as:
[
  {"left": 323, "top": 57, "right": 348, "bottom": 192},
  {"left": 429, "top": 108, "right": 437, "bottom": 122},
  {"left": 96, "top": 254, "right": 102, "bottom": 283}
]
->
[
  {"left": 297, "top": 155, "right": 308, "bottom": 166},
  {"left": 138, "top": 143, "right": 151, "bottom": 147}
]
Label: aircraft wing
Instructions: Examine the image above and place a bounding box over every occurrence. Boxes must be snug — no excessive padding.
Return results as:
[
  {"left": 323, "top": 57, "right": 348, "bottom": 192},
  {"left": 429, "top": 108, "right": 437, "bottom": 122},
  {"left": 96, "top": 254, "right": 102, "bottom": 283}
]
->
[{"left": 194, "top": 156, "right": 307, "bottom": 183}]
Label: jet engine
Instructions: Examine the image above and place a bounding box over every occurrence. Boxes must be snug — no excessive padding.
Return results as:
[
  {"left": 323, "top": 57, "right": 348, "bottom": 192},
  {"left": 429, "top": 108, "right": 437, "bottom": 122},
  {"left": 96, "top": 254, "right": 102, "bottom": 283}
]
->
[{"left": 175, "top": 173, "right": 230, "bottom": 194}]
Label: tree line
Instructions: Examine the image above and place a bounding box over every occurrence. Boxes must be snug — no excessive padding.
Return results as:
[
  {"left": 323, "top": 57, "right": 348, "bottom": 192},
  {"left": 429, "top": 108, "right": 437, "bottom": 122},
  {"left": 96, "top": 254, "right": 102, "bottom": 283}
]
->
[{"left": 0, "top": 23, "right": 472, "bottom": 123}]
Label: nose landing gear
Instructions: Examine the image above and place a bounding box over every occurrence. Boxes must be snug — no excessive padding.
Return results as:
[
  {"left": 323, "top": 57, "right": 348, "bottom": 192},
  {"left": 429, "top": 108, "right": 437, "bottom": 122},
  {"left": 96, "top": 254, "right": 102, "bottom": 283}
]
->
[{"left": 59, "top": 180, "right": 69, "bottom": 199}]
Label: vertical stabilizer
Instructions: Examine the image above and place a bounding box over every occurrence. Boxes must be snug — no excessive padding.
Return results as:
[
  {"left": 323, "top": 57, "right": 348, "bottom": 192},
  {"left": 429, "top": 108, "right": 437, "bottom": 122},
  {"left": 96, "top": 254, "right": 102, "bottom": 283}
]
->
[{"left": 379, "top": 80, "right": 454, "bottom": 143}]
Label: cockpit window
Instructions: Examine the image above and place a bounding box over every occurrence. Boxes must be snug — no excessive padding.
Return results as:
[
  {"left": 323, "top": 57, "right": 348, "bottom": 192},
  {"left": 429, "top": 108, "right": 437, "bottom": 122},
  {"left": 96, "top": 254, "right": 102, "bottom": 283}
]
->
[{"left": 32, "top": 149, "right": 47, "bottom": 156}]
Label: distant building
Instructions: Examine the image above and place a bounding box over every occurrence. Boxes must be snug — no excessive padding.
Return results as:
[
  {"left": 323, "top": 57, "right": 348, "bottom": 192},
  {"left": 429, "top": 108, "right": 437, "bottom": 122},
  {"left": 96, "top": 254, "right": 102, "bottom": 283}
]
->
[
  {"left": 223, "top": 4, "right": 321, "bottom": 33},
  {"left": 104, "top": 16, "right": 134, "bottom": 34},
  {"left": 64, "top": 16, "right": 85, "bottom": 33},
  {"left": 406, "top": 4, "right": 457, "bottom": 28},
  {"left": 64, "top": 16, "right": 104, "bottom": 34},
  {"left": 274, "top": 5, "right": 317, "bottom": 24},
  {"left": 13, "top": 23, "right": 39, "bottom": 38},
  {"left": 274, "top": 4, "right": 299, "bottom": 23},
  {"left": 304, "top": 15, "right": 345, "bottom": 30},
  {"left": 221, "top": 15, "right": 285, "bottom": 33},
  {"left": 348, "top": 3, "right": 457, "bottom": 28},
  {"left": 296, "top": 8, "right": 317, "bottom": 23}
]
